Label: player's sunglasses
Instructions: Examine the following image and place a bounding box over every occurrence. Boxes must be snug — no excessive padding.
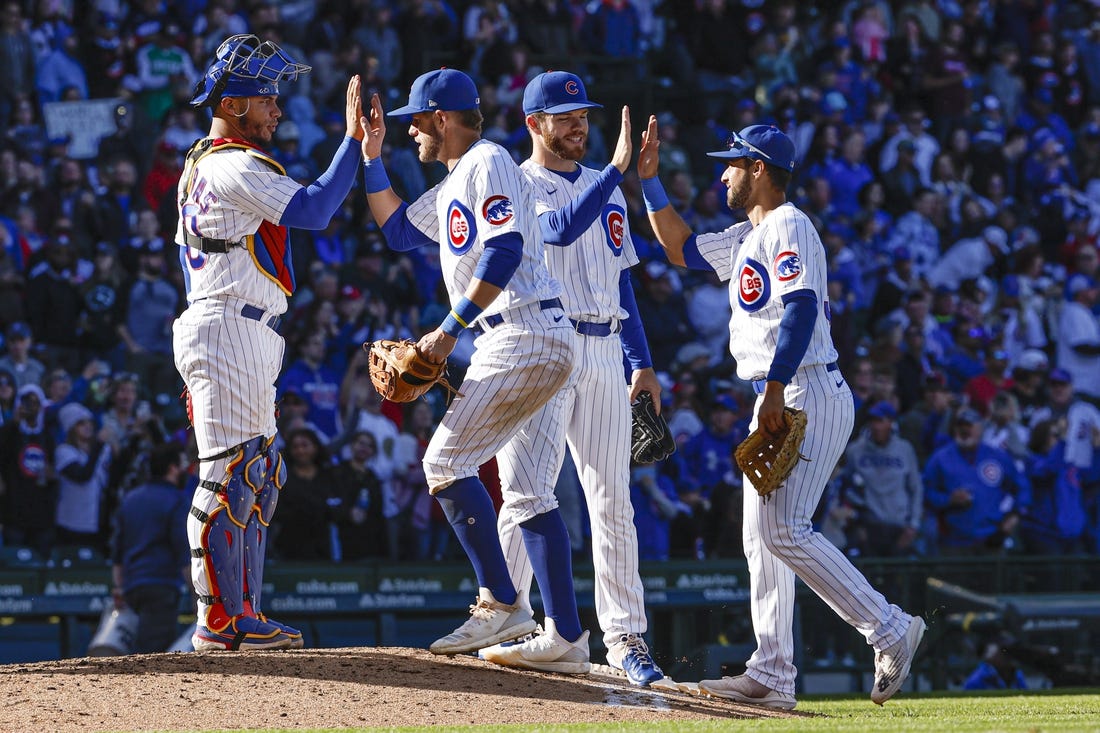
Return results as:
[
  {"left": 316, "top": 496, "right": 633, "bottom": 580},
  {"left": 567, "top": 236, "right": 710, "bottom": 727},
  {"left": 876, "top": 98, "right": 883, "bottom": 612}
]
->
[{"left": 724, "top": 131, "right": 776, "bottom": 165}]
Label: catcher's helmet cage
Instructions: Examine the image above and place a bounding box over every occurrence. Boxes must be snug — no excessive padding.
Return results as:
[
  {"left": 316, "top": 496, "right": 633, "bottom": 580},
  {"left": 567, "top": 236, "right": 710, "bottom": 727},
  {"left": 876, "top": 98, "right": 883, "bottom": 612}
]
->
[{"left": 190, "top": 34, "right": 311, "bottom": 108}]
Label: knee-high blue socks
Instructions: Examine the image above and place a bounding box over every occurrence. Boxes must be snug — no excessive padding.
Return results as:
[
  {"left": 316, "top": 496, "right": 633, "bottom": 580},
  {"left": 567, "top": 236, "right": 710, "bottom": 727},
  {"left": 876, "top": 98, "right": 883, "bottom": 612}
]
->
[
  {"left": 435, "top": 477, "right": 517, "bottom": 605},
  {"left": 521, "top": 509, "right": 583, "bottom": 642}
]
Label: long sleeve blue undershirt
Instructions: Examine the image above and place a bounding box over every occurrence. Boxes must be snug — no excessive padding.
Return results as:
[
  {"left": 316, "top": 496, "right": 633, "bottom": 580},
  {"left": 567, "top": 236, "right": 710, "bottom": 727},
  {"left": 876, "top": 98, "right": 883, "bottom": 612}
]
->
[
  {"left": 619, "top": 268, "right": 652, "bottom": 371},
  {"left": 278, "top": 136, "right": 360, "bottom": 229},
  {"left": 538, "top": 164, "right": 624, "bottom": 246},
  {"left": 768, "top": 289, "right": 817, "bottom": 384}
]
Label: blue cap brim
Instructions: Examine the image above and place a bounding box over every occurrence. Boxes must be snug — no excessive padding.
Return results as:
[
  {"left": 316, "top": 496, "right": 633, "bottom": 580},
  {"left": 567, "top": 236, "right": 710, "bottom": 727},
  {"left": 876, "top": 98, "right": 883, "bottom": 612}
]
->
[
  {"left": 386, "top": 104, "right": 425, "bottom": 117},
  {"left": 528, "top": 101, "right": 603, "bottom": 115},
  {"left": 707, "top": 149, "right": 750, "bottom": 160}
]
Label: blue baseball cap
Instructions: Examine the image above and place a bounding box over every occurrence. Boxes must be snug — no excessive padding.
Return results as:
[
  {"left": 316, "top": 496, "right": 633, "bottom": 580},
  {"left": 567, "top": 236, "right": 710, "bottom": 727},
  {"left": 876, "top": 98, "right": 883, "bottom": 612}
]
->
[
  {"left": 1066, "top": 273, "right": 1098, "bottom": 300},
  {"left": 522, "top": 71, "right": 602, "bottom": 115},
  {"left": 388, "top": 68, "right": 479, "bottom": 116},
  {"left": 1050, "top": 368, "right": 1073, "bottom": 384},
  {"left": 707, "top": 124, "right": 797, "bottom": 172},
  {"left": 868, "top": 401, "right": 897, "bottom": 420}
]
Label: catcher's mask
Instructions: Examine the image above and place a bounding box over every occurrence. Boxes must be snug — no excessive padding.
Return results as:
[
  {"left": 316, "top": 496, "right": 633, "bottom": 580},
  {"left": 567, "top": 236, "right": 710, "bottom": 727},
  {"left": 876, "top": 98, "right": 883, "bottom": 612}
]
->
[{"left": 190, "top": 34, "right": 311, "bottom": 108}]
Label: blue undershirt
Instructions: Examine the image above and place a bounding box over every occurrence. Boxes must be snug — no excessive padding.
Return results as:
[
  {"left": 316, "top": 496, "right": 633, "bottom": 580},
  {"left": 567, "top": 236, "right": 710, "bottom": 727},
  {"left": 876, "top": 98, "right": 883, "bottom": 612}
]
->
[
  {"left": 768, "top": 289, "right": 817, "bottom": 384},
  {"left": 619, "top": 269, "right": 652, "bottom": 371},
  {"left": 538, "top": 165, "right": 624, "bottom": 246},
  {"left": 278, "top": 136, "right": 360, "bottom": 229}
]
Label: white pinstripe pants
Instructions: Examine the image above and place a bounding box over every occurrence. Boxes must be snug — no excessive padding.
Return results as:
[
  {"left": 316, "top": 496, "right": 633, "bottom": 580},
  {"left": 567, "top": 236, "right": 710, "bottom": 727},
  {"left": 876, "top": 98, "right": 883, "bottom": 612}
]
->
[
  {"left": 498, "top": 332, "right": 647, "bottom": 645},
  {"left": 173, "top": 296, "right": 283, "bottom": 458},
  {"left": 743, "top": 363, "right": 911, "bottom": 694},
  {"left": 423, "top": 306, "right": 574, "bottom": 498}
]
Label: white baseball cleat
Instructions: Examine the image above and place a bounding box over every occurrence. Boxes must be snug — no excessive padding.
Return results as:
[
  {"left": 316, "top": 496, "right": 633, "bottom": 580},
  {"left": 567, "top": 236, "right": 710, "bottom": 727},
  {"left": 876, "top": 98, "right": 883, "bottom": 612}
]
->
[
  {"left": 697, "top": 674, "right": 797, "bottom": 710},
  {"left": 429, "top": 587, "right": 537, "bottom": 655},
  {"left": 871, "top": 615, "right": 927, "bottom": 705},
  {"left": 479, "top": 617, "right": 590, "bottom": 674}
]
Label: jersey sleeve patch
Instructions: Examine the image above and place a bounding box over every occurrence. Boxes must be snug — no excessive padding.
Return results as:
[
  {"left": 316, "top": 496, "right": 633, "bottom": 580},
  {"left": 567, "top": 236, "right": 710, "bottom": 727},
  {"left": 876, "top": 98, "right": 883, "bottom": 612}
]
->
[
  {"left": 601, "top": 204, "right": 626, "bottom": 256},
  {"left": 773, "top": 250, "right": 802, "bottom": 282},
  {"left": 447, "top": 199, "right": 477, "bottom": 255},
  {"left": 737, "top": 257, "right": 771, "bottom": 312},
  {"left": 481, "top": 194, "right": 514, "bottom": 226}
]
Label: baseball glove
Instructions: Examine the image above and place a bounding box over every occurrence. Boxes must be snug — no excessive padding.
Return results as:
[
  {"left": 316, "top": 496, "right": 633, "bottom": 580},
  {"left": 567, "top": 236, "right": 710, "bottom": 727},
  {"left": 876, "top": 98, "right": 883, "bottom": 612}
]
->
[
  {"left": 735, "top": 406, "right": 809, "bottom": 498},
  {"left": 364, "top": 339, "right": 459, "bottom": 403},
  {"left": 631, "top": 391, "right": 676, "bottom": 464}
]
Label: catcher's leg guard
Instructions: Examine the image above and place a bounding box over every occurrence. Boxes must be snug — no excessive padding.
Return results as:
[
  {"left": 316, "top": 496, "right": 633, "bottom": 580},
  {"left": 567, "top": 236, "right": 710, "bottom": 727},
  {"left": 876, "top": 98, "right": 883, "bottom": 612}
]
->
[
  {"left": 244, "top": 437, "right": 303, "bottom": 648},
  {"left": 188, "top": 436, "right": 290, "bottom": 651}
]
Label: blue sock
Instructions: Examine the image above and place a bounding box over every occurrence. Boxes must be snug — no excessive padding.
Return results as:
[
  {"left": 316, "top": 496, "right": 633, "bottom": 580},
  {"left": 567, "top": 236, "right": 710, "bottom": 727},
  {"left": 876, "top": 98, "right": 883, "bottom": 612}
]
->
[
  {"left": 520, "top": 509, "right": 583, "bottom": 642},
  {"left": 435, "top": 477, "right": 517, "bottom": 605}
]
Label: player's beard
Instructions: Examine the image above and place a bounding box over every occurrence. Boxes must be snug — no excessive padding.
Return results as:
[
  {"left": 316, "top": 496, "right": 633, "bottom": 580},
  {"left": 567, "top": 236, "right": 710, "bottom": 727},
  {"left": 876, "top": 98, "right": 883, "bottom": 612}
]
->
[
  {"left": 543, "top": 128, "right": 586, "bottom": 162},
  {"left": 726, "top": 176, "right": 751, "bottom": 210},
  {"left": 417, "top": 125, "right": 443, "bottom": 163}
]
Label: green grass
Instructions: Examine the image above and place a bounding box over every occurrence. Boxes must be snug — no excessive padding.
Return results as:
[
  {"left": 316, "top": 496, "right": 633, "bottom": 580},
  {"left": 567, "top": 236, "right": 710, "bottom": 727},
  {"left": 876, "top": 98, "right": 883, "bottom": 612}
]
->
[{"left": 205, "top": 690, "right": 1100, "bottom": 733}]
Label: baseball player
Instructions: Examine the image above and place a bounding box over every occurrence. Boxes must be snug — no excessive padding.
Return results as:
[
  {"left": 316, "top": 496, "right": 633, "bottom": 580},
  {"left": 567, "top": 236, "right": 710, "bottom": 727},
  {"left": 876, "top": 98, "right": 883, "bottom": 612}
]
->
[
  {"left": 174, "top": 35, "right": 364, "bottom": 650},
  {"left": 483, "top": 71, "right": 663, "bottom": 685},
  {"left": 637, "top": 120, "right": 925, "bottom": 708},
  {"left": 358, "top": 68, "right": 589, "bottom": 672}
]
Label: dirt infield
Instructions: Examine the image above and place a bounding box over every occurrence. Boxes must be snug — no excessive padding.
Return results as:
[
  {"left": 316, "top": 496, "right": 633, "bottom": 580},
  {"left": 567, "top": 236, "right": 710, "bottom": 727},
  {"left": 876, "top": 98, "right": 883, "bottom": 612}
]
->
[{"left": 0, "top": 647, "right": 801, "bottom": 731}]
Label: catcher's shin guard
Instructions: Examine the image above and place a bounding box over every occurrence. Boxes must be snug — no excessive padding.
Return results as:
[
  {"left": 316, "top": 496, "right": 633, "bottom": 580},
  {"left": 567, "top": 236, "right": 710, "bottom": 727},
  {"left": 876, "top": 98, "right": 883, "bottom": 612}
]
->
[
  {"left": 243, "top": 437, "right": 303, "bottom": 647},
  {"left": 189, "top": 437, "right": 280, "bottom": 637}
]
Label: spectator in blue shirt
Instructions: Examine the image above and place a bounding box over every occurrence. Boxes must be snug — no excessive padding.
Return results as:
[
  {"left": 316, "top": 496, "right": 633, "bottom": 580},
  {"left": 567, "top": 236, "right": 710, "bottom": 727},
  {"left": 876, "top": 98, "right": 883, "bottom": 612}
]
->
[
  {"left": 110, "top": 440, "right": 190, "bottom": 653},
  {"left": 280, "top": 329, "right": 344, "bottom": 444},
  {"left": 922, "top": 408, "right": 1031, "bottom": 555}
]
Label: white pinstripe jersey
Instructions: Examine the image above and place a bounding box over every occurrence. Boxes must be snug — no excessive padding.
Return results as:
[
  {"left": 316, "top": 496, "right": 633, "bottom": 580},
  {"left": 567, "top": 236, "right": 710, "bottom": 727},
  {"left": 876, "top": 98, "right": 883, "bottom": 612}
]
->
[
  {"left": 520, "top": 160, "right": 638, "bottom": 320},
  {"left": 405, "top": 140, "right": 560, "bottom": 320},
  {"left": 175, "top": 141, "right": 302, "bottom": 315},
  {"left": 695, "top": 203, "right": 838, "bottom": 380}
]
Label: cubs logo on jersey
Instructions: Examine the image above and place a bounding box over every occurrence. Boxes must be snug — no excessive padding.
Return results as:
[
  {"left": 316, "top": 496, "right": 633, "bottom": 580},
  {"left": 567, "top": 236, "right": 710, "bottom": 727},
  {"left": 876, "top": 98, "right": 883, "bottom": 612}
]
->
[
  {"left": 737, "top": 257, "right": 770, "bottom": 312},
  {"left": 600, "top": 204, "right": 626, "bottom": 256},
  {"left": 19, "top": 444, "right": 47, "bottom": 479},
  {"left": 979, "top": 460, "right": 1004, "bottom": 486},
  {"left": 773, "top": 250, "right": 802, "bottom": 282},
  {"left": 447, "top": 200, "right": 477, "bottom": 255},
  {"left": 481, "top": 195, "right": 514, "bottom": 226}
]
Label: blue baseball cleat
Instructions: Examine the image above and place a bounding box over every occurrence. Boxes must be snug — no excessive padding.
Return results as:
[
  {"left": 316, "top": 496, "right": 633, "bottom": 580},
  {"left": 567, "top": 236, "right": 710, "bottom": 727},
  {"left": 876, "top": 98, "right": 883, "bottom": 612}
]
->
[
  {"left": 606, "top": 633, "right": 664, "bottom": 687},
  {"left": 258, "top": 613, "right": 304, "bottom": 649},
  {"left": 192, "top": 615, "right": 293, "bottom": 651}
]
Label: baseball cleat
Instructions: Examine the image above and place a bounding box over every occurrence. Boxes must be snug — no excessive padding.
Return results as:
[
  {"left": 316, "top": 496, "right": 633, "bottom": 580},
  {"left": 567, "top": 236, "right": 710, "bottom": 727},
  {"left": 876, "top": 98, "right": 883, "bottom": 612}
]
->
[
  {"left": 871, "top": 615, "right": 927, "bottom": 705},
  {"left": 258, "top": 613, "right": 304, "bottom": 649},
  {"left": 429, "top": 587, "right": 537, "bottom": 655},
  {"left": 697, "top": 674, "right": 797, "bottom": 710},
  {"left": 192, "top": 615, "right": 294, "bottom": 651},
  {"left": 606, "top": 633, "right": 664, "bottom": 687},
  {"left": 479, "top": 617, "right": 590, "bottom": 674}
]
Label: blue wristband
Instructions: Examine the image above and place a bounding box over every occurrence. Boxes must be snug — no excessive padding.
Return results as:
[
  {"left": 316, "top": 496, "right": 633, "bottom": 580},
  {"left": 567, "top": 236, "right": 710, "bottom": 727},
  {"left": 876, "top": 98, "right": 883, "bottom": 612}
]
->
[
  {"left": 640, "top": 176, "right": 669, "bottom": 212},
  {"left": 441, "top": 297, "right": 484, "bottom": 338},
  {"left": 363, "top": 157, "right": 392, "bottom": 194}
]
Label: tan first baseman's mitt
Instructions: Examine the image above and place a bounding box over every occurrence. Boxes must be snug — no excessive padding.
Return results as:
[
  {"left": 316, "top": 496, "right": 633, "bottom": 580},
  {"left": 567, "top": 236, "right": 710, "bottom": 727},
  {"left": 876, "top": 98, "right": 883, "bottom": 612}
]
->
[
  {"left": 735, "top": 406, "right": 810, "bottom": 498},
  {"left": 365, "top": 339, "right": 458, "bottom": 403}
]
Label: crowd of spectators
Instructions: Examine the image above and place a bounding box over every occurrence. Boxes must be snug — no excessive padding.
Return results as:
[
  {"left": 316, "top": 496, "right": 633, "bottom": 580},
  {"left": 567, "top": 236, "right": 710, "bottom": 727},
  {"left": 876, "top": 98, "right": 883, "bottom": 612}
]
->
[{"left": 1, "top": 0, "right": 1100, "bottom": 570}]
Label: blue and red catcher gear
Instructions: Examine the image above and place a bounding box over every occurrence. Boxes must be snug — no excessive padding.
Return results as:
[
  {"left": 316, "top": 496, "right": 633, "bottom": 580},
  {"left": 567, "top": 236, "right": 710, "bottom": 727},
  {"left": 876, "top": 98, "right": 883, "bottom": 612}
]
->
[{"left": 190, "top": 34, "right": 311, "bottom": 108}]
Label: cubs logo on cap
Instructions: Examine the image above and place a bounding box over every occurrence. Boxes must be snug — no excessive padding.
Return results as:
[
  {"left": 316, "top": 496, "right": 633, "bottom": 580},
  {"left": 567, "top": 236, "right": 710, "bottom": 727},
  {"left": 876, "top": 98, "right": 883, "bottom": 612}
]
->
[
  {"left": 737, "top": 258, "right": 770, "bottom": 312},
  {"left": 482, "top": 195, "right": 514, "bottom": 226},
  {"left": 447, "top": 200, "right": 477, "bottom": 254},
  {"left": 522, "top": 71, "right": 604, "bottom": 115},
  {"left": 601, "top": 204, "right": 625, "bottom": 256},
  {"left": 773, "top": 251, "right": 802, "bottom": 282}
]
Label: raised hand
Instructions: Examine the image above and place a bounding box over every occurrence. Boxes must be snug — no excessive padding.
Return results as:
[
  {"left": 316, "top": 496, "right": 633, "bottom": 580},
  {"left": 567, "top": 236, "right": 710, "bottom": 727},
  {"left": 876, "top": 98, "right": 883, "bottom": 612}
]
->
[
  {"left": 611, "top": 105, "right": 632, "bottom": 174},
  {"left": 361, "top": 92, "right": 387, "bottom": 161},
  {"left": 345, "top": 75, "right": 364, "bottom": 141},
  {"left": 637, "top": 114, "right": 660, "bottom": 179}
]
